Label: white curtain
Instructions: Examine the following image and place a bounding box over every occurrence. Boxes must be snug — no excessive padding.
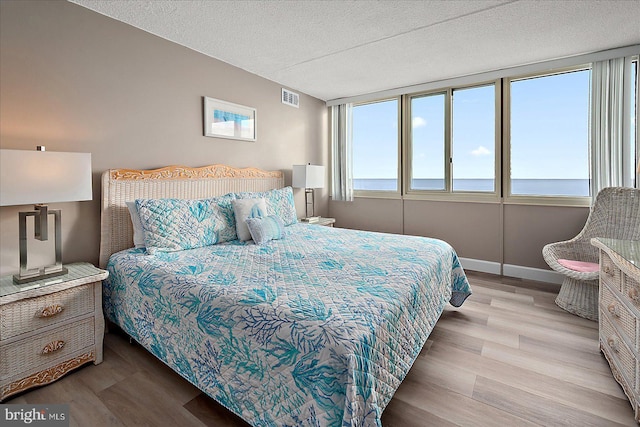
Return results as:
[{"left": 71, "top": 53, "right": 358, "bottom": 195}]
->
[
  {"left": 331, "top": 104, "right": 354, "bottom": 201},
  {"left": 590, "top": 57, "right": 625, "bottom": 202}
]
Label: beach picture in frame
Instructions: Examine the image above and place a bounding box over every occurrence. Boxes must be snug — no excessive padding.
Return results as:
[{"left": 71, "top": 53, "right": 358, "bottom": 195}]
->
[{"left": 203, "top": 96, "right": 256, "bottom": 141}]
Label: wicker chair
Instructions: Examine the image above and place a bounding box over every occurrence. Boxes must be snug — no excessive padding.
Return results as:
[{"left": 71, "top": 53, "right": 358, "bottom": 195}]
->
[{"left": 543, "top": 187, "right": 640, "bottom": 321}]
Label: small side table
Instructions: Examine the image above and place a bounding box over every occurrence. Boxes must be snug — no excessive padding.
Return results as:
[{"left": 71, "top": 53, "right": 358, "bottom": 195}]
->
[
  {"left": 301, "top": 217, "right": 336, "bottom": 227},
  {"left": 0, "top": 262, "right": 108, "bottom": 401}
]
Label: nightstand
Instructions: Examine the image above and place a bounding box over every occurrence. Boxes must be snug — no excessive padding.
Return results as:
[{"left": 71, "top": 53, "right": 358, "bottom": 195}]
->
[
  {"left": 302, "top": 217, "right": 336, "bottom": 227},
  {"left": 0, "top": 262, "right": 108, "bottom": 401}
]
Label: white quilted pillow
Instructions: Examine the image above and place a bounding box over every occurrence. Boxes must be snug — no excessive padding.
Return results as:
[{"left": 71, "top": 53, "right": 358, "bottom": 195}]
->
[{"left": 232, "top": 198, "right": 267, "bottom": 241}]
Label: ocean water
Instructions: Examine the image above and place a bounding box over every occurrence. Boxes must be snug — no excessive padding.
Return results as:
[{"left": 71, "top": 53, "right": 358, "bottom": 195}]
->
[{"left": 353, "top": 178, "right": 590, "bottom": 197}]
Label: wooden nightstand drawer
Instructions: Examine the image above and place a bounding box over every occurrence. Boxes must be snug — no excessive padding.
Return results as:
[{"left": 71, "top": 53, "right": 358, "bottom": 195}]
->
[
  {"left": 623, "top": 275, "right": 640, "bottom": 312},
  {"left": 0, "top": 283, "right": 94, "bottom": 341},
  {"left": 600, "top": 313, "right": 636, "bottom": 391},
  {"left": 0, "top": 317, "right": 95, "bottom": 381},
  {"left": 601, "top": 283, "right": 637, "bottom": 350},
  {"left": 600, "top": 252, "right": 622, "bottom": 292}
]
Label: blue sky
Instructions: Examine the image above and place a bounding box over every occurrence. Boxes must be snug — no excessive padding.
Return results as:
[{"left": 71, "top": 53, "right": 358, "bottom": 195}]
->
[
  {"left": 352, "top": 100, "right": 399, "bottom": 180},
  {"left": 352, "top": 69, "right": 593, "bottom": 181},
  {"left": 511, "top": 70, "right": 590, "bottom": 180}
]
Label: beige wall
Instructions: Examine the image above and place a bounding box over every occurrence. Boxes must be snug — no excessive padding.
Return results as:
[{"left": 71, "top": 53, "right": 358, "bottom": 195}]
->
[
  {"left": 330, "top": 198, "right": 404, "bottom": 234},
  {"left": 403, "top": 200, "right": 503, "bottom": 263},
  {"left": 330, "top": 199, "right": 589, "bottom": 270},
  {"left": 503, "top": 204, "right": 589, "bottom": 269},
  {"left": 0, "top": 1, "right": 328, "bottom": 275}
]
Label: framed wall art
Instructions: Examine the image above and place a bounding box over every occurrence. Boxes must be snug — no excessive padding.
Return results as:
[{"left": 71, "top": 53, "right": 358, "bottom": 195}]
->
[{"left": 203, "top": 96, "right": 256, "bottom": 142}]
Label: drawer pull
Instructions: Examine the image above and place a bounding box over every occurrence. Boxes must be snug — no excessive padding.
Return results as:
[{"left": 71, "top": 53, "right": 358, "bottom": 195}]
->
[
  {"left": 607, "top": 336, "right": 619, "bottom": 353},
  {"left": 628, "top": 287, "right": 640, "bottom": 302},
  {"left": 607, "top": 303, "right": 620, "bottom": 317},
  {"left": 42, "top": 340, "right": 65, "bottom": 355},
  {"left": 603, "top": 265, "right": 613, "bottom": 276},
  {"left": 36, "top": 304, "right": 64, "bottom": 318}
]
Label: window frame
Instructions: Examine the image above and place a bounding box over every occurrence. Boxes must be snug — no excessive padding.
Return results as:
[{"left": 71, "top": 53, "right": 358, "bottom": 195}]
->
[
  {"left": 503, "top": 65, "right": 592, "bottom": 207},
  {"left": 403, "top": 80, "right": 502, "bottom": 203},
  {"left": 333, "top": 52, "right": 639, "bottom": 205},
  {"left": 351, "top": 96, "right": 403, "bottom": 199},
  {"left": 404, "top": 88, "right": 449, "bottom": 194}
]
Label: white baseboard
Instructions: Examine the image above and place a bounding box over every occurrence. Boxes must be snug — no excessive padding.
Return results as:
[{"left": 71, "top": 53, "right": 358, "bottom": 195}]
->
[
  {"left": 502, "top": 264, "right": 564, "bottom": 284},
  {"left": 459, "top": 257, "right": 565, "bottom": 285},
  {"left": 459, "top": 257, "right": 501, "bottom": 275}
]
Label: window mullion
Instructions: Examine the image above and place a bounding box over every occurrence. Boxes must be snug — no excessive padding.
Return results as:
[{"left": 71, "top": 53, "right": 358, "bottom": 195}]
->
[
  {"left": 397, "top": 96, "right": 404, "bottom": 194},
  {"left": 401, "top": 94, "right": 409, "bottom": 196},
  {"left": 495, "top": 79, "right": 503, "bottom": 199},
  {"left": 502, "top": 78, "right": 511, "bottom": 199},
  {"left": 445, "top": 88, "right": 452, "bottom": 193}
]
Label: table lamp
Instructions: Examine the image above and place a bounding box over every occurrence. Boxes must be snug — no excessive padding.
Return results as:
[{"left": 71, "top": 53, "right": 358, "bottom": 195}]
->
[
  {"left": 0, "top": 147, "right": 92, "bottom": 283},
  {"left": 292, "top": 164, "right": 325, "bottom": 221}
]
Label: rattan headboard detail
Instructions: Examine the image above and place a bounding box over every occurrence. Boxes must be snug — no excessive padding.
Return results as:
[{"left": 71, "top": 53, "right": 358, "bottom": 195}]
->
[{"left": 99, "top": 164, "right": 284, "bottom": 268}]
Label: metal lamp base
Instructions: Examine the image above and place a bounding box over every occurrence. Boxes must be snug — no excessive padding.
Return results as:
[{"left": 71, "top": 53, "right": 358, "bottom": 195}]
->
[
  {"left": 13, "top": 266, "right": 68, "bottom": 284},
  {"left": 304, "top": 188, "right": 316, "bottom": 218},
  {"left": 13, "top": 205, "right": 67, "bottom": 284}
]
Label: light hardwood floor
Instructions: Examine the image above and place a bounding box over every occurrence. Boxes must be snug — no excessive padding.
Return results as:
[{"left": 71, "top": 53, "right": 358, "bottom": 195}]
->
[{"left": 5, "top": 272, "right": 637, "bottom": 426}]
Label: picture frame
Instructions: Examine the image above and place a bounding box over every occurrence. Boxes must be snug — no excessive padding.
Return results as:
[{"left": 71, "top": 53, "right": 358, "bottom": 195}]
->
[{"left": 203, "top": 96, "right": 257, "bottom": 142}]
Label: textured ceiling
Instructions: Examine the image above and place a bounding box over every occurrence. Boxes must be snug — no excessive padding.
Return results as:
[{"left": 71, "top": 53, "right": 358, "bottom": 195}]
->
[{"left": 70, "top": 0, "right": 640, "bottom": 101}]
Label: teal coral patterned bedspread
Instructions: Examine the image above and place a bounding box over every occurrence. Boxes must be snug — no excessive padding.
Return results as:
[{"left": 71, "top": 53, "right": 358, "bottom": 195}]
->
[{"left": 104, "top": 224, "right": 471, "bottom": 426}]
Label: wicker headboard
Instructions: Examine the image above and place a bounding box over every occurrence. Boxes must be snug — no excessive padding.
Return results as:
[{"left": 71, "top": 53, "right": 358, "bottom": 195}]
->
[{"left": 99, "top": 164, "right": 284, "bottom": 268}]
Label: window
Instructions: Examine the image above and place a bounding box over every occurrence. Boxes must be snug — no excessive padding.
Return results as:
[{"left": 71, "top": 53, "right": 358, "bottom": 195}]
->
[
  {"left": 508, "top": 69, "right": 591, "bottom": 197},
  {"left": 410, "top": 93, "right": 446, "bottom": 190},
  {"left": 452, "top": 85, "right": 496, "bottom": 192},
  {"left": 408, "top": 83, "right": 498, "bottom": 195},
  {"left": 352, "top": 99, "right": 399, "bottom": 192}
]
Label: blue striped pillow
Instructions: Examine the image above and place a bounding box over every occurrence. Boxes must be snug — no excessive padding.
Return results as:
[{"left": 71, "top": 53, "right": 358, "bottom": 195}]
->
[{"left": 245, "top": 215, "right": 285, "bottom": 245}]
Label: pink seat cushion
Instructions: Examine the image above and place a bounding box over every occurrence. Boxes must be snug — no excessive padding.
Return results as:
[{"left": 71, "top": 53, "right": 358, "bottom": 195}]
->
[{"left": 557, "top": 259, "right": 599, "bottom": 273}]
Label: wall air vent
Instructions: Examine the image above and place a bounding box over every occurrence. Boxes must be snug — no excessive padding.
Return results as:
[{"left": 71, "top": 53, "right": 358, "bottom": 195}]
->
[{"left": 281, "top": 88, "right": 300, "bottom": 108}]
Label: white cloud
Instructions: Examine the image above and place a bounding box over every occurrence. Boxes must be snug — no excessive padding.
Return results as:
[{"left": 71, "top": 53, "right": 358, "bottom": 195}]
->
[
  {"left": 471, "top": 146, "right": 491, "bottom": 156},
  {"left": 412, "top": 117, "right": 426, "bottom": 128}
]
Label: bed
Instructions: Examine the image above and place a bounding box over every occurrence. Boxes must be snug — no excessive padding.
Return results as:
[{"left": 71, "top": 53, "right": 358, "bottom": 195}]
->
[{"left": 99, "top": 164, "right": 471, "bottom": 427}]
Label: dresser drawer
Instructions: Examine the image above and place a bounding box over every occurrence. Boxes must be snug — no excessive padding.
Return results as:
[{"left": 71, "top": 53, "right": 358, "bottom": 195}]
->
[
  {"left": 623, "top": 275, "right": 640, "bottom": 312},
  {"left": 601, "top": 313, "right": 636, "bottom": 391},
  {"left": 0, "top": 284, "right": 94, "bottom": 341},
  {"left": 600, "top": 252, "right": 622, "bottom": 292},
  {"left": 0, "top": 317, "right": 95, "bottom": 381},
  {"left": 601, "top": 283, "right": 637, "bottom": 350}
]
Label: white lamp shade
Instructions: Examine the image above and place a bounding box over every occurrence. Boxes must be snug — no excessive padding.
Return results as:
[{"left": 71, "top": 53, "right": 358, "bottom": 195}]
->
[
  {"left": 292, "top": 164, "right": 325, "bottom": 189},
  {"left": 0, "top": 149, "right": 93, "bottom": 206}
]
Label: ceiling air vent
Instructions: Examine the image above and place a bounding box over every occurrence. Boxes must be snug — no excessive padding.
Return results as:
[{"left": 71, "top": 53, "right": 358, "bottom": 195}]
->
[{"left": 281, "top": 88, "right": 299, "bottom": 108}]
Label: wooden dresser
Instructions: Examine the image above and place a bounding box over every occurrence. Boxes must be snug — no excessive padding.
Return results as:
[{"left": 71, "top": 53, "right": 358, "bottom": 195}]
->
[
  {"left": 592, "top": 238, "right": 640, "bottom": 421},
  {"left": 0, "top": 263, "right": 108, "bottom": 401}
]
